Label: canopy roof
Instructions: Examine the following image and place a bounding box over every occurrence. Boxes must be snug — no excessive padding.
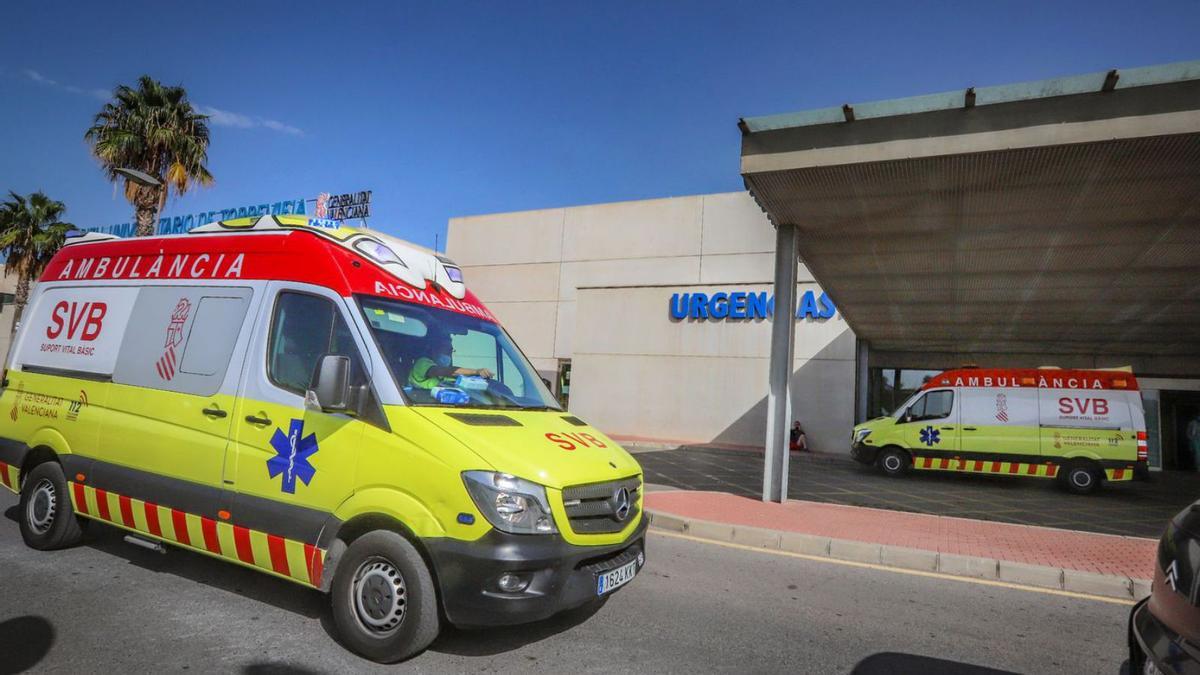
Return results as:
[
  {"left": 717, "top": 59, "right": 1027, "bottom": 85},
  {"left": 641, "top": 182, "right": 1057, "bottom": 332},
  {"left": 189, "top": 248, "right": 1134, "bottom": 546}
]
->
[{"left": 740, "top": 61, "right": 1200, "bottom": 356}]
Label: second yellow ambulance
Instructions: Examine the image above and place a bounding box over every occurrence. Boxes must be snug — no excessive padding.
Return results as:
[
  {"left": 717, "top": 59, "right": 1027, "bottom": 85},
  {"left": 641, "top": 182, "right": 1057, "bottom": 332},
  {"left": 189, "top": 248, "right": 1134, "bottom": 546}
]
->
[{"left": 851, "top": 367, "right": 1148, "bottom": 494}]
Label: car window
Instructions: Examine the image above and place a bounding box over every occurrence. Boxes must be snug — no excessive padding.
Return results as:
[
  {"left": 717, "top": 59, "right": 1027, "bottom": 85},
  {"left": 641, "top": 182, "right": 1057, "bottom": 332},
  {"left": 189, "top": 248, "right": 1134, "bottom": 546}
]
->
[
  {"left": 908, "top": 390, "right": 953, "bottom": 422},
  {"left": 268, "top": 292, "right": 367, "bottom": 396}
]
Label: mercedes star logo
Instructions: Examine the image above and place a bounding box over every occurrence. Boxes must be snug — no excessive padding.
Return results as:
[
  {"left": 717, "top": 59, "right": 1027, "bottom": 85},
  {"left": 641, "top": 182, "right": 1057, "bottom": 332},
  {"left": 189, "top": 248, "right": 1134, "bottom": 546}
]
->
[{"left": 612, "top": 487, "right": 631, "bottom": 522}]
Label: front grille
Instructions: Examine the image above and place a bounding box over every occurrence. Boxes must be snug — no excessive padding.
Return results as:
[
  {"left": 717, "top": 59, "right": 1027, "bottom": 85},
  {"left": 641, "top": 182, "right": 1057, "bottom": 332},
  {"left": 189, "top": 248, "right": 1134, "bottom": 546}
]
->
[{"left": 561, "top": 476, "right": 641, "bottom": 534}]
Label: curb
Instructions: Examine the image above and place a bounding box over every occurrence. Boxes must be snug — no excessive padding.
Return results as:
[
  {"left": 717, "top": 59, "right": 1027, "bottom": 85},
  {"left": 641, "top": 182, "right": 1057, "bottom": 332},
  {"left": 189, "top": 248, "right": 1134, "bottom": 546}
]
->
[{"left": 646, "top": 510, "right": 1151, "bottom": 601}]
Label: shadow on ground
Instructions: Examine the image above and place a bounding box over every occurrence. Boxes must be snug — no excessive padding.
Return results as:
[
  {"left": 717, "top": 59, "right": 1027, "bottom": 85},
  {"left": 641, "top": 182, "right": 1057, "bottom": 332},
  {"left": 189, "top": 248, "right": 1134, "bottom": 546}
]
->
[
  {"left": 4, "top": 502, "right": 608, "bottom": 665},
  {"left": 0, "top": 615, "right": 55, "bottom": 675},
  {"left": 851, "top": 652, "right": 1019, "bottom": 674},
  {"left": 430, "top": 597, "right": 607, "bottom": 657}
]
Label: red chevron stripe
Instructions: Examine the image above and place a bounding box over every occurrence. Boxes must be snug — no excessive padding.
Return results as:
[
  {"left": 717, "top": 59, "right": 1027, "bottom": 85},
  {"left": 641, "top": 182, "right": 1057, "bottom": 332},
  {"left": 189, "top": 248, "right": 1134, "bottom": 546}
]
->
[
  {"left": 233, "top": 525, "right": 255, "bottom": 565},
  {"left": 144, "top": 502, "right": 162, "bottom": 537},
  {"left": 72, "top": 482, "right": 88, "bottom": 514},
  {"left": 201, "top": 517, "right": 221, "bottom": 554},
  {"left": 267, "top": 534, "right": 290, "bottom": 577},
  {"left": 118, "top": 494, "right": 136, "bottom": 528},
  {"left": 171, "top": 509, "right": 191, "bottom": 546},
  {"left": 95, "top": 488, "right": 112, "bottom": 521}
]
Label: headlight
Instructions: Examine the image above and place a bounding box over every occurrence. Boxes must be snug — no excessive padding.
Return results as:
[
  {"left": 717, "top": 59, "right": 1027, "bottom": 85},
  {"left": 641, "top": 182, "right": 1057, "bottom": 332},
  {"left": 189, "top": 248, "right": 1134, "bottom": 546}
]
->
[
  {"left": 854, "top": 429, "right": 872, "bottom": 443},
  {"left": 462, "top": 471, "right": 557, "bottom": 534}
]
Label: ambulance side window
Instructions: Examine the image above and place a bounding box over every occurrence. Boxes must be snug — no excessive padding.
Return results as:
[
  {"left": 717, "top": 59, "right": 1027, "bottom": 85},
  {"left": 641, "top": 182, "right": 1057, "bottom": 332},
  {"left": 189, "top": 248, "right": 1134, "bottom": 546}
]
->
[
  {"left": 907, "top": 390, "right": 953, "bottom": 422},
  {"left": 267, "top": 292, "right": 367, "bottom": 397},
  {"left": 112, "top": 286, "right": 252, "bottom": 396}
]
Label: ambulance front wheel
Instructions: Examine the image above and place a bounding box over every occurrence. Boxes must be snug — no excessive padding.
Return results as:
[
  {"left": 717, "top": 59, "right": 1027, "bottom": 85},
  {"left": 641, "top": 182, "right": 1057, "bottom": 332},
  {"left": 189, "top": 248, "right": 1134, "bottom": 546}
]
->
[
  {"left": 878, "top": 448, "right": 911, "bottom": 477},
  {"left": 18, "top": 461, "right": 87, "bottom": 550},
  {"left": 330, "top": 529, "right": 440, "bottom": 663},
  {"left": 1059, "top": 462, "right": 1102, "bottom": 495}
]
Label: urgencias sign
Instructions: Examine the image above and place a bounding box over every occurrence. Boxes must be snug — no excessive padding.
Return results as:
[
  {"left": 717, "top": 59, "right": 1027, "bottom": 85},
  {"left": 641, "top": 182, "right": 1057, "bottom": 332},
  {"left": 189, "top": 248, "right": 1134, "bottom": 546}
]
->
[{"left": 669, "top": 290, "right": 837, "bottom": 321}]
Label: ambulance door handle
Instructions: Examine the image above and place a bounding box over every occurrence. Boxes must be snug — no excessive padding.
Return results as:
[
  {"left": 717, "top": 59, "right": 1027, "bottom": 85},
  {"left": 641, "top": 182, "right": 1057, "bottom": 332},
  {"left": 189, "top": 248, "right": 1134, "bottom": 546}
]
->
[
  {"left": 963, "top": 427, "right": 978, "bottom": 431},
  {"left": 940, "top": 426, "right": 955, "bottom": 430},
  {"left": 245, "top": 414, "right": 272, "bottom": 426},
  {"left": 201, "top": 406, "right": 227, "bottom": 419}
]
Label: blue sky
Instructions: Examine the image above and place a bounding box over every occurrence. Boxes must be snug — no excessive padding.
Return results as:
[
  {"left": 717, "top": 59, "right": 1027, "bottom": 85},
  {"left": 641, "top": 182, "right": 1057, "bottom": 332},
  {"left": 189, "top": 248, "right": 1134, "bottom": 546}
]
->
[{"left": 2, "top": 1, "right": 1198, "bottom": 249}]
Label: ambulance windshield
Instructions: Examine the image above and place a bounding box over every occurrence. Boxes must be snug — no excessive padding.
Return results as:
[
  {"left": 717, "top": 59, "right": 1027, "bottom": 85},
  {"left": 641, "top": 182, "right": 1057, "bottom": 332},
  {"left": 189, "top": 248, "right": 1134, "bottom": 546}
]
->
[{"left": 359, "top": 295, "right": 561, "bottom": 410}]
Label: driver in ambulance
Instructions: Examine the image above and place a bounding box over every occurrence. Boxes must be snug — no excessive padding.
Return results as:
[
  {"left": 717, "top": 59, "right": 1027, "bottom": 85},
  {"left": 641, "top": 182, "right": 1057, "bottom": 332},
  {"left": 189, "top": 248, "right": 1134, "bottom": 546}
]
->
[{"left": 407, "top": 329, "right": 493, "bottom": 391}]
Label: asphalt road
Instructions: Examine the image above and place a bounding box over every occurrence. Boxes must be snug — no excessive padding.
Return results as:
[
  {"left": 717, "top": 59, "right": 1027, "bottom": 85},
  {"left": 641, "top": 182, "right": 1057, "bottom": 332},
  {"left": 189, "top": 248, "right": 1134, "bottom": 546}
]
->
[{"left": 0, "top": 490, "right": 1131, "bottom": 674}]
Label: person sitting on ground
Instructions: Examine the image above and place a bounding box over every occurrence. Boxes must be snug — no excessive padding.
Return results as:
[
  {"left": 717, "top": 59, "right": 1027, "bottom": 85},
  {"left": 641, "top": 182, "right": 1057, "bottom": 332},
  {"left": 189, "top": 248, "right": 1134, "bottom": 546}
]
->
[
  {"left": 789, "top": 420, "right": 808, "bottom": 452},
  {"left": 407, "top": 330, "right": 493, "bottom": 391}
]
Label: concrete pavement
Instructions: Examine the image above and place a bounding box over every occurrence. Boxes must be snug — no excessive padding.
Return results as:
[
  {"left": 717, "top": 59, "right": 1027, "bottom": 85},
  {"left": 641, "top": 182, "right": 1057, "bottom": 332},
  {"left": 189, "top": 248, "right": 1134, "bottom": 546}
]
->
[{"left": 0, "top": 489, "right": 1130, "bottom": 674}]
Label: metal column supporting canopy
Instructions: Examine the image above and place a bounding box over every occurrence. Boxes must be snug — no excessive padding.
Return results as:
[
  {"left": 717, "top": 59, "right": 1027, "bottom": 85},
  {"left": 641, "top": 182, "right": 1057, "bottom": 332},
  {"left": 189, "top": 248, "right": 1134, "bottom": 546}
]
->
[{"left": 763, "top": 223, "right": 798, "bottom": 503}]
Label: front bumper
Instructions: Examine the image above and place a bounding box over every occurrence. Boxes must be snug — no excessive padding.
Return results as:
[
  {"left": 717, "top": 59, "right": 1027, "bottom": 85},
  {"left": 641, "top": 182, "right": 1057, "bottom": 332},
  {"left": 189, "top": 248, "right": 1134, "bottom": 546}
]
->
[
  {"left": 850, "top": 443, "right": 878, "bottom": 465},
  {"left": 1130, "top": 596, "right": 1200, "bottom": 675},
  {"left": 426, "top": 516, "right": 648, "bottom": 627}
]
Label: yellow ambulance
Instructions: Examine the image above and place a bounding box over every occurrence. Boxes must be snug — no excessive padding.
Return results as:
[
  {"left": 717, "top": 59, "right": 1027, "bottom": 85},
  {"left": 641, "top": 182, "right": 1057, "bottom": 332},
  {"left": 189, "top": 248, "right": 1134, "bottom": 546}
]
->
[
  {"left": 850, "top": 367, "right": 1149, "bottom": 494},
  {"left": 0, "top": 215, "right": 646, "bottom": 662}
]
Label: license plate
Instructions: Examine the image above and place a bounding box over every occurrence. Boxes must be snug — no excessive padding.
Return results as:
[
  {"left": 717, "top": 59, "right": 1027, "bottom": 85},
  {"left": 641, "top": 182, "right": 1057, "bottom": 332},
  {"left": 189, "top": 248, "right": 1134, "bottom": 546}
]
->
[{"left": 596, "top": 559, "right": 638, "bottom": 596}]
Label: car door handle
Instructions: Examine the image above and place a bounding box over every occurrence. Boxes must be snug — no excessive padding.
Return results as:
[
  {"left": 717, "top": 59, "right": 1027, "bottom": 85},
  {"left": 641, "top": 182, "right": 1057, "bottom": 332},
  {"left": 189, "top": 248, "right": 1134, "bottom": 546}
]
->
[
  {"left": 201, "top": 406, "right": 227, "bottom": 418},
  {"left": 244, "top": 414, "right": 272, "bottom": 426},
  {"left": 963, "top": 427, "right": 978, "bottom": 431},
  {"left": 940, "top": 426, "right": 955, "bottom": 430}
]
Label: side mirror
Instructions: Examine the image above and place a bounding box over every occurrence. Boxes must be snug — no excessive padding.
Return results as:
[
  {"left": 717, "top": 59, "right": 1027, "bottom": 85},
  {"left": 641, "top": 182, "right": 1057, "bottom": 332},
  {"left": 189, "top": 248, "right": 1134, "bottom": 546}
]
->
[
  {"left": 903, "top": 409, "right": 913, "bottom": 423},
  {"left": 542, "top": 377, "right": 553, "bottom": 389},
  {"left": 307, "top": 354, "right": 351, "bottom": 413}
]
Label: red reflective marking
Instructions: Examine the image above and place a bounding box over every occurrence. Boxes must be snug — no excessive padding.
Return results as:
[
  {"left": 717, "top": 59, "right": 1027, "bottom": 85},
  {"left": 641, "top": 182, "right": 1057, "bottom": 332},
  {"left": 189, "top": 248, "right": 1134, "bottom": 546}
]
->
[
  {"left": 118, "top": 494, "right": 136, "bottom": 528},
  {"left": 973, "top": 460, "right": 984, "bottom": 472},
  {"left": 0, "top": 462, "right": 9, "bottom": 489},
  {"left": 1047, "top": 465, "right": 1058, "bottom": 478},
  {"left": 304, "top": 544, "right": 322, "bottom": 586},
  {"left": 990, "top": 461, "right": 1002, "bottom": 473},
  {"left": 1025, "top": 463, "right": 1038, "bottom": 475},
  {"left": 144, "top": 502, "right": 162, "bottom": 537},
  {"left": 171, "top": 509, "right": 191, "bottom": 546},
  {"left": 1113, "top": 469, "right": 1125, "bottom": 480},
  {"left": 267, "top": 535, "right": 290, "bottom": 577},
  {"left": 201, "top": 517, "right": 221, "bottom": 554},
  {"left": 96, "top": 489, "right": 112, "bottom": 521},
  {"left": 72, "top": 483, "right": 88, "bottom": 514},
  {"left": 1008, "top": 463, "right": 1019, "bottom": 474},
  {"left": 232, "top": 526, "right": 255, "bottom": 564},
  {"left": 939, "top": 458, "right": 950, "bottom": 470}
]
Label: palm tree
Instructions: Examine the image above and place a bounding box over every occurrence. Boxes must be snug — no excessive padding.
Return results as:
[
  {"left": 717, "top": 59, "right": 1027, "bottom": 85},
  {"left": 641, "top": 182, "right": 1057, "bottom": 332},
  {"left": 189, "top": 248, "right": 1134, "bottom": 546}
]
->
[
  {"left": 85, "top": 75, "right": 213, "bottom": 237},
  {"left": 0, "top": 192, "right": 74, "bottom": 330}
]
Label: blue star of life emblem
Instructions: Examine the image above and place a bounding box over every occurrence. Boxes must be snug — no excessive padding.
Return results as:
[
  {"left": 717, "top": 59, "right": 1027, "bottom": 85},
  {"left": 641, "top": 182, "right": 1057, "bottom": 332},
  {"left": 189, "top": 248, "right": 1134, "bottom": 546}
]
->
[
  {"left": 267, "top": 419, "right": 319, "bottom": 494},
  {"left": 919, "top": 426, "right": 940, "bottom": 447}
]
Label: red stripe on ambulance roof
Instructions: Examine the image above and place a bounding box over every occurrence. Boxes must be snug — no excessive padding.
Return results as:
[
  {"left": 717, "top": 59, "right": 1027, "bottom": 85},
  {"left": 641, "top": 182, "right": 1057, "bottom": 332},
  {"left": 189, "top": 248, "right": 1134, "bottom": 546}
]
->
[
  {"left": 171, "top": 509, "right": 191, "bottom": 546},
  {"left": 144, "top": 502, "right": 162, "bottom": 538},
  {"left": 118, "top": 494, "right": 136, "bottom": 528},
  {"left": 40, "top": 230, "right": 497, "bottom": 323},
  {"left": 201, "top": 517, "right": 221, "bottom": 554},
  {"left": 266, "top": 534, "right": 290, "bottom": 577},
  {"left": 922, "top": 368, "right": 1138, "bottom": 392},
  {"left": 72, "top": 483, "right": 88, "bottom": 515},
  {"left": 95, "top": 488, "right": 112, "bottom": 521}
]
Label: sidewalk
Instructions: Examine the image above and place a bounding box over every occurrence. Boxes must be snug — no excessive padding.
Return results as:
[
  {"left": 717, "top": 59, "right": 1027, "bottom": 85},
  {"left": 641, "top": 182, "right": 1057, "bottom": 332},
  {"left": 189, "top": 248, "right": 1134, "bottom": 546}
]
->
[{"left": 644, "top": 489, "right": 1159, "bottom": 600}]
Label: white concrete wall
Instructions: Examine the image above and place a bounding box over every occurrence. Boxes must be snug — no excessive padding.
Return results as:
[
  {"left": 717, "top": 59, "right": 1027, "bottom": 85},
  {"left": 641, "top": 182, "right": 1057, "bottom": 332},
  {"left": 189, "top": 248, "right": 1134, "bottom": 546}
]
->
[{"left": 447, "top": 191, "right": 856, "bottom": 451}]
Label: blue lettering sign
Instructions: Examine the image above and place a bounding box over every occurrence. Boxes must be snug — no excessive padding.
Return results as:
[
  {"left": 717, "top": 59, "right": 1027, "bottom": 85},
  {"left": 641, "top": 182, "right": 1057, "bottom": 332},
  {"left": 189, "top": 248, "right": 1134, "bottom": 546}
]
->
[{"left": 668, "top": 290, "right": 837, "bottom": 322}]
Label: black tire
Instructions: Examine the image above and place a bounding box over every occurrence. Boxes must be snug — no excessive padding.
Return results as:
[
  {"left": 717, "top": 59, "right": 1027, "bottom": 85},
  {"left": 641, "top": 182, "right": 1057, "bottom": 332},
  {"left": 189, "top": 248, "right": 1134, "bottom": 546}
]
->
[
  {"left": 18, "top": 461, "right": 86, "bottom": 550},
  {"left": 878, "top": 447, "right": 911, "bottom": 477},
  {"left": 1059, "top": 461, "right": 1102, "bottom": 495},
  {"left": 330, "top": 530, "right": 440, "bottom": 663}
]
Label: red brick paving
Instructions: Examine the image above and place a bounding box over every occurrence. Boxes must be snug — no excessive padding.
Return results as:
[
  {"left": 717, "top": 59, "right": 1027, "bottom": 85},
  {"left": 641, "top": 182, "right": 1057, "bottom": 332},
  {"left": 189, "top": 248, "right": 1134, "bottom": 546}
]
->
[{"left": 646, "top": 490, "right": 1158, "bottom": 579}]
